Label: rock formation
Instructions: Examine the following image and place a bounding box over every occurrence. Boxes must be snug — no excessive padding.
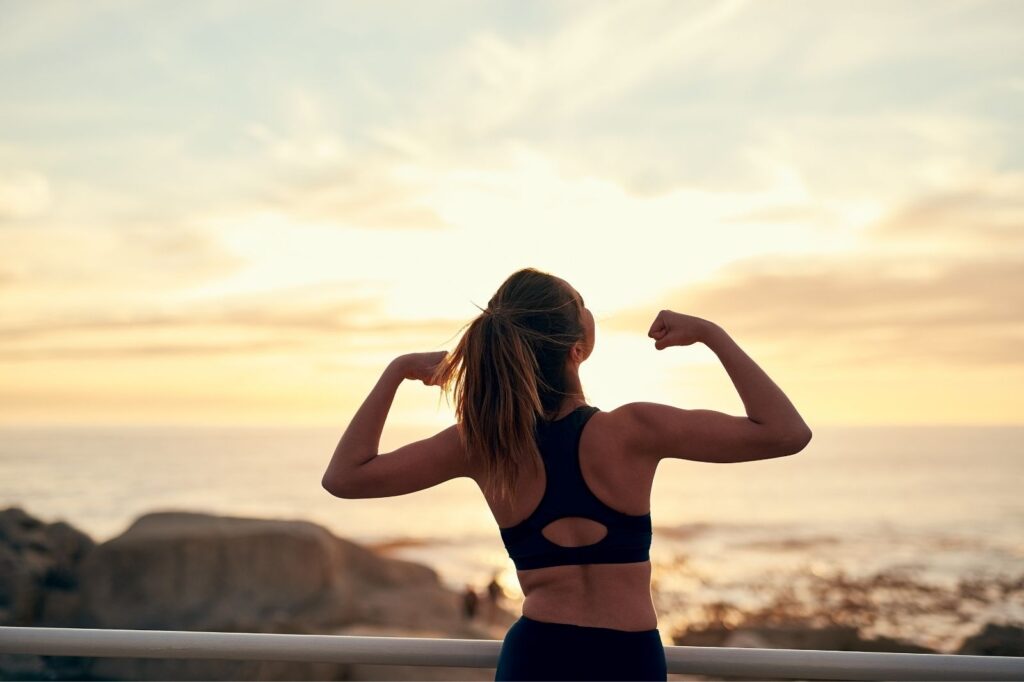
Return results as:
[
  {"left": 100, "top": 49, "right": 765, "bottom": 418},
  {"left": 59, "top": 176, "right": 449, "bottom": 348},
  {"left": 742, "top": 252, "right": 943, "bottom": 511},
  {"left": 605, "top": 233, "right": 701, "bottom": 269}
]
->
[{"left": 0, "top": 507, "right": 509, "bottom": 680}]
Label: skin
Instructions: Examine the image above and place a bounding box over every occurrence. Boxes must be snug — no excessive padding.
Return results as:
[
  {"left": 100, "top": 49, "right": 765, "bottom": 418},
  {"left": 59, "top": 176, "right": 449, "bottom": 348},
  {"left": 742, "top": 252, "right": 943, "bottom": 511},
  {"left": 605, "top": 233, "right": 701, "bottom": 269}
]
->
[
  {"left": 551, "top": 275, "right": 594, "bottom": 416},
  {"left": 321, "top": 277, "right": 660, "bottom": 631}
]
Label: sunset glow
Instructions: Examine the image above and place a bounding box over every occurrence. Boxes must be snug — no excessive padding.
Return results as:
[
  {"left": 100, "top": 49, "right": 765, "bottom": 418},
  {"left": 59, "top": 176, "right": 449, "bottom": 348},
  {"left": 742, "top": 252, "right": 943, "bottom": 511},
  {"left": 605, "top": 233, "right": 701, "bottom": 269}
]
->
[{"left": 2, "top": 1, "right": 1021, "bottom": 428}]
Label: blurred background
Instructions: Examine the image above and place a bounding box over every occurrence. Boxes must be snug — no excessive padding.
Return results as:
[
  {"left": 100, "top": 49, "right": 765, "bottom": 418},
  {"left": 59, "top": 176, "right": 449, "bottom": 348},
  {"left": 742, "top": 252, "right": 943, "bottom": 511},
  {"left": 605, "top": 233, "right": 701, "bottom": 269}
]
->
[{"left": 1, "top": 0, "right": 1022, "bottom": 670}]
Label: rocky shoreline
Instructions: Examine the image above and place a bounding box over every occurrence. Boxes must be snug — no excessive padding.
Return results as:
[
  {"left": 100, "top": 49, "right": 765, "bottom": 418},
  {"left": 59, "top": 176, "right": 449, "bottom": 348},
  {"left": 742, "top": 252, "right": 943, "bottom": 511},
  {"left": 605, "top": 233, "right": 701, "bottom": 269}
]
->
[{"left": 1, "top": 506, "right": 1020, "bottom": 681}]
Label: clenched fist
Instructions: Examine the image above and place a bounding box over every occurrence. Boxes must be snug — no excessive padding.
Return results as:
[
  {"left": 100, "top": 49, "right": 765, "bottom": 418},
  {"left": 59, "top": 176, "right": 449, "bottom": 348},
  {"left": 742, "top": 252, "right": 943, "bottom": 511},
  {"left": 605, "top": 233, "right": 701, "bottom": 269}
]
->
[
  {"left": 394, "top": 351, "right": 449, "bottom": 386},
  {"left": 647, "top": 310, "right": 716, "bottom": 350}
]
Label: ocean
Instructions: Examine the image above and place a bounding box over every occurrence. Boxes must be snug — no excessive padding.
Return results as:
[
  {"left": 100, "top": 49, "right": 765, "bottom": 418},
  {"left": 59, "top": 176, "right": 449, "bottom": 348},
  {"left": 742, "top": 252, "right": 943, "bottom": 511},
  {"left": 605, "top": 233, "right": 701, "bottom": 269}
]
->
[{"left": 2, "top": 423, "right": 1022, "bottom": 653}]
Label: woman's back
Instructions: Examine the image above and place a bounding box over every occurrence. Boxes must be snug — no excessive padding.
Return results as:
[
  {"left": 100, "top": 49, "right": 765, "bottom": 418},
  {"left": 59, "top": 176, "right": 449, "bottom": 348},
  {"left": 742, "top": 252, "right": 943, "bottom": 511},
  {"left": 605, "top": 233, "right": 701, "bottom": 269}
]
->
[
  {"left": 475, "top": 396, "right": 812, "bottom": 633},
  {"left": 473, "top": 403, "right": 660, "bottom": 632}
]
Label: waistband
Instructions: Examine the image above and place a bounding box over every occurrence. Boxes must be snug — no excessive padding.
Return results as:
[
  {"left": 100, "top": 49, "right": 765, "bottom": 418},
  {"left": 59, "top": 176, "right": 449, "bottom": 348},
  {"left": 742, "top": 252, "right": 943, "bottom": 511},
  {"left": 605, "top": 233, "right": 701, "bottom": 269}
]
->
[{"left": 519, "top": 614, "right": 661, "bottom": 638}]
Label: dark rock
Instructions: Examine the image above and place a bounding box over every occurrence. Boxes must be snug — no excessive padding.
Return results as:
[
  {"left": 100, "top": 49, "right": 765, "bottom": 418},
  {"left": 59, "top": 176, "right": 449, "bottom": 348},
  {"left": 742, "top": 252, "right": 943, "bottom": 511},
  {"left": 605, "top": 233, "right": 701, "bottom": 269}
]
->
[
  {"left": 0, "top": 506, "right": 95, "bottom": 626},
  {"left": 955, "top": 622, "right": 1024, "bottom": 656},
  {"left": 724, "top": 622, "right": 937, "bottom": 653},
  {"left": 0, "top": 507, "right": 491, "bottom": 681},
  {"left": 672, "top": 623, "right": 732, "bottom": 647}
]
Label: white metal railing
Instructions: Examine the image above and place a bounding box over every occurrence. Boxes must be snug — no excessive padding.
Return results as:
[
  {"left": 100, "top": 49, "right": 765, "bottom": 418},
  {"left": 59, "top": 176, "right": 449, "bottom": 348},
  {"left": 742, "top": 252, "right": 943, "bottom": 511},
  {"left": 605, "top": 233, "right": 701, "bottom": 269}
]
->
[{"left": 2, "top": 626, "right": 1023, "bottom": 680}]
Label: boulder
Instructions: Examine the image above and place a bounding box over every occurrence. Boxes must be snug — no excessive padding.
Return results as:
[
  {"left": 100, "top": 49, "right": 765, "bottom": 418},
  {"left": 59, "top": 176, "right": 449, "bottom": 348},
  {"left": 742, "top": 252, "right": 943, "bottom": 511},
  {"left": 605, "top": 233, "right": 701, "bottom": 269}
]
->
[
  {"left": 0, "top": 506, "right": 94, "bottom": 627},
  {"left": 77, "top": 510, "right": 456, "bottom": 632},
  {"left": 955, "top": 622, "right": 1024, "bottom": 657},
  {"left": 672, "top": 623, "right": 732, "bottom": 647}
]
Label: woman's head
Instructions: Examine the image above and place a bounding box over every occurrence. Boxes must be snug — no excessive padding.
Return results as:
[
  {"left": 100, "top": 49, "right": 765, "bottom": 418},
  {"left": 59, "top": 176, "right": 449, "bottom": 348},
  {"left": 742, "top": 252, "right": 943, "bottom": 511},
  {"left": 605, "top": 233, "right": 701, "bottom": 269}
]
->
[{"left": 431, "top": 267, "right": 594, "bottom": 503}]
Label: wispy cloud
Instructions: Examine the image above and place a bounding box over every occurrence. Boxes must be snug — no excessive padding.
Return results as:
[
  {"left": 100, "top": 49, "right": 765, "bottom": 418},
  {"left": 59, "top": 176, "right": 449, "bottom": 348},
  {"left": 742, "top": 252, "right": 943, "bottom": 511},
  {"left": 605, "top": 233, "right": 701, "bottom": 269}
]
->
[
  {"left": 1, "top": 223, "right": 247, "bottom": 294},
  {"left": 0, "top": 276, "right": 468, "bottom": 361},
  {"left": 605, "top": 180, "right": 1024, "bottom": 369},
  {"left": 865, "top": 175, "right": 1024, "bottom": 250}
]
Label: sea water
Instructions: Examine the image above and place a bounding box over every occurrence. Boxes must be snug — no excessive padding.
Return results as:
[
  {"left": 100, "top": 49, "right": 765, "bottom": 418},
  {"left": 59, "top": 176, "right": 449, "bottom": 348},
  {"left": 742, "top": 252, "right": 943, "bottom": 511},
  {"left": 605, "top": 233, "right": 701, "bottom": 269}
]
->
[{"left": 2, "top": 423, "right": 1022, "bottom": 652}]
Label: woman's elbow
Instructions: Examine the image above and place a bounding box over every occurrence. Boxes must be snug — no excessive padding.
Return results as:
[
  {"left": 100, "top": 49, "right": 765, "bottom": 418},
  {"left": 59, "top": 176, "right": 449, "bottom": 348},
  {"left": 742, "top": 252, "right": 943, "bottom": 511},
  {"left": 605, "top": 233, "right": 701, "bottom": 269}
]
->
[{"left": 785, "top": 427, "right": 813, "bottom": 454}]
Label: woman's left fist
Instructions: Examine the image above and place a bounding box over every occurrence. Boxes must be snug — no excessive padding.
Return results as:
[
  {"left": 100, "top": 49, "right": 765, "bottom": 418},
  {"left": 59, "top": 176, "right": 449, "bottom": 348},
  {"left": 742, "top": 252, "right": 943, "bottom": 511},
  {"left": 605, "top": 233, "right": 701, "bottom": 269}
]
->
[{"left": 395, "top": 351, "right": 449, "bottom": 386}]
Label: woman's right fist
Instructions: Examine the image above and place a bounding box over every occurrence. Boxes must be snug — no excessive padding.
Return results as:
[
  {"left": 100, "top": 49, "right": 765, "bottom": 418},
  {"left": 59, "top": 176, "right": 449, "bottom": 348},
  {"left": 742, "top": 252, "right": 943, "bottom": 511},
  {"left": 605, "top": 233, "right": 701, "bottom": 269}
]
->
[{"left": 647, "top": 310, "right": 714, "bottom": 350}]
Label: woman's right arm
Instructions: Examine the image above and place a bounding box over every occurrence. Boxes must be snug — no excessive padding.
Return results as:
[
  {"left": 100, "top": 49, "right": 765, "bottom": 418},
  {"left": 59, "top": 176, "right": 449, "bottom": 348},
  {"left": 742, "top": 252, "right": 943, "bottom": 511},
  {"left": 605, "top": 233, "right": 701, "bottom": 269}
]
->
[
  {"left": 619, "top": 312, "right": 812, "bottom": 464},
  {"left": 702, "top": 321, "right": 811, "bottom": 441}
]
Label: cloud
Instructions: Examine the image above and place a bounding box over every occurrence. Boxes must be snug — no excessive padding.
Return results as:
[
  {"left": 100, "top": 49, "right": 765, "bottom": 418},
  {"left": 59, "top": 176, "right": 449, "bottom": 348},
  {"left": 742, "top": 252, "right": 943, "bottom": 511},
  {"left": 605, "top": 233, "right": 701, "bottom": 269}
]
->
[
  {"left": 392, "top": 0, "right": 751, "bottom": 146},
  {"left": 0, "top": 1, "right": 116, "bottom": 58},
  {"left": 720, "top": 202, "right": 842, "bottom": 227},
  {"left": 225, "top": 84, "right": 452, "bottom": 230},
  {"left": 603, "top": 180, "right": 1024, "bottom": 369},
  {"left": 608, "top": 253, "right": 1023, "bottom": 368},
  {"left": 243, "top": 156, "right": 451, "bottom": 231},
  {"left": 0, "top": 339, "right": 305, "bottom": 361},
  {"left": 0, "top": 171, "right": 51, "bottom": 220},
  {"left": 0, "top": 278, "right": 471, "bottom": 360},
  {"left": 0, "top": 223, "right": 247, "bottom": 293},
  {"left": 368, "top": 0, "right": 1022, "bottom": 203},
  {"left": 864, "top": 175, "right": 1024, "bottom": 250}
]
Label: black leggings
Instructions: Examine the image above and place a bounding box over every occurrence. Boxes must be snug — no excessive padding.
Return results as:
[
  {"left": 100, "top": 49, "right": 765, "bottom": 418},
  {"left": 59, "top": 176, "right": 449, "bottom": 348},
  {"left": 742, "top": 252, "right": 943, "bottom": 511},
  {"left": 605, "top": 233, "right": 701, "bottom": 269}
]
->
[{"left": 495, "top": 614, "right": 667, "bottom": 681}]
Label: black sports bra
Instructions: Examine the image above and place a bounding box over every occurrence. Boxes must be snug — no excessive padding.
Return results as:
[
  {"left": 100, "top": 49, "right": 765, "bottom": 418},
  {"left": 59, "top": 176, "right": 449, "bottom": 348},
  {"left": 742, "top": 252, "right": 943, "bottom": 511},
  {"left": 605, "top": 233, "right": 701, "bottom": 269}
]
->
[{"left": 498, "top": 405, "right": 653, "bottom": 570}]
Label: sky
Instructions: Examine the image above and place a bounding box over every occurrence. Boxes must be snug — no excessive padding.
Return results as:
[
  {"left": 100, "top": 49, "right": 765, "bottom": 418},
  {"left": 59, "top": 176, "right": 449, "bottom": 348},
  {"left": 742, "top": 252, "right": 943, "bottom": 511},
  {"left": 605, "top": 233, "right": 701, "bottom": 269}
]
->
[{"left": 1, "top": 0, "right": 1022, "bottom": 429}]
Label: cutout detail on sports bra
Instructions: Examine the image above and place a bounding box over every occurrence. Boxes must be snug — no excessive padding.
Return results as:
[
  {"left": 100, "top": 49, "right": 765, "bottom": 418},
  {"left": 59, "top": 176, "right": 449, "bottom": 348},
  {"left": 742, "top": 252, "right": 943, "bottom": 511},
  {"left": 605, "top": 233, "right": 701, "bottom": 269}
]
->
[{"left": 540, "top": 516, "right": 609, "bottom": 547}]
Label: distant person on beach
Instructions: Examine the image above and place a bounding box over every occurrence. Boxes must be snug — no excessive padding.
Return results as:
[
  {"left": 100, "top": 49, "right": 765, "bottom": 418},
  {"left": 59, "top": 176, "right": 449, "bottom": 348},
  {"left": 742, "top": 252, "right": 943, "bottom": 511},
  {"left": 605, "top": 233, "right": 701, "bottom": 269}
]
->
[
  {"left": 462, "top": 584, "right": 479, "bottom": 621},
  {"left": 322, "top": 267, "right": 812, "bottom": 681},
  {"left": 485, "top": 572, "right": 503, "bottom": 623}
]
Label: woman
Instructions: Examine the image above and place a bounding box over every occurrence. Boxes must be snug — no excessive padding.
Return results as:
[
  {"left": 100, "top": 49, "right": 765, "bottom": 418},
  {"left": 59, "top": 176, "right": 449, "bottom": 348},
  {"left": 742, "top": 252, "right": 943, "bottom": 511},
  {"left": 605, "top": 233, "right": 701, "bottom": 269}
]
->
[{"left": 322, "top": 267, "right": 813, "bottom": 681}]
